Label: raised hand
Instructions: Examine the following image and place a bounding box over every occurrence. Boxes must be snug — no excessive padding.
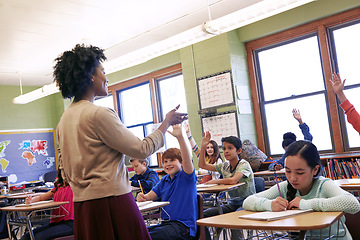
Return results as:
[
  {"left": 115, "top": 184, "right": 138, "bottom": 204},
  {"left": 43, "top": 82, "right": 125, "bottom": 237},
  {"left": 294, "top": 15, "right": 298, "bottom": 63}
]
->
[
  {"left": 164, "top": 105, "right": 188, "bottom": 126},
  {"left": 329, "top": 73, "right": 347, "bottom": 103},
  {"left": 201, "top": 131, "right": 211, "bottom": 148},
  {"left": 292, "top": 108, "right": 303, "bottom": 125},
  {"left": 167, "top": 124, "right": 183, "bottom": 139}
]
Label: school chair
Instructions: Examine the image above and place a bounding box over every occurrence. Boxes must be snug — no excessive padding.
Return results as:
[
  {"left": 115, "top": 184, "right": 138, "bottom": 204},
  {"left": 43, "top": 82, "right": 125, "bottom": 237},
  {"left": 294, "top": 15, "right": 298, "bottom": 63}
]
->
[
  {"left": 0, "top": 199, "right": 9, "bottom": 239},
  {"left": 344, "top": 198, "right": 360, "bottom": 239},
  {"left": 195, "top": 193, "right": 206, "bottom": 240},
  {"left": 254, "top": 177, "right": 265, "bottom": 193}
]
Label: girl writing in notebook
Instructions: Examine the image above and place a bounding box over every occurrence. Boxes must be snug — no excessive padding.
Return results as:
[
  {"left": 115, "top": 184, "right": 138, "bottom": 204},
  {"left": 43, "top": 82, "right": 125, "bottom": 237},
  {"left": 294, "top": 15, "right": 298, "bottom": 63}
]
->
[
  {"left": 243, "top": 140, "right": 360, "bottom": 240},
  {"left": 20, "top": 169, "right": 74, "bottom": 240}
]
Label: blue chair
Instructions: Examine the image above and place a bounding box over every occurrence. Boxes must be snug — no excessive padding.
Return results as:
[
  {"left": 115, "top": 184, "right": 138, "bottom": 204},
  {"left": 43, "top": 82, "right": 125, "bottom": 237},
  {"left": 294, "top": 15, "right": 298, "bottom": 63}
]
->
[{"left": 254, "top": 177, "right": 265, "bottom": 193}]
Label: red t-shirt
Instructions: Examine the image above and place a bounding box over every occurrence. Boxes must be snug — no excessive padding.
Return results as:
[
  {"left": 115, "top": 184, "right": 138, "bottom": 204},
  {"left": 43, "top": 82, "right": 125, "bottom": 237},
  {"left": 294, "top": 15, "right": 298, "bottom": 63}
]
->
[{"left": 50, "top": 185, "right": 74, "bottom": 223}]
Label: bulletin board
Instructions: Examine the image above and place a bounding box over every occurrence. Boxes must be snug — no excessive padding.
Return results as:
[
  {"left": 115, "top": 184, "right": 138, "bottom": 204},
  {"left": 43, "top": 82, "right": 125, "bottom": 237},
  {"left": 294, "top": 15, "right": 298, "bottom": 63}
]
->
[
  {"left": 197, "top": 70, "right": 235, "bottom": 110},
  {"left": 201, "top": 111, "right": 239, "bottom": 147},
  {"left": 0, "top": 129, "right": 57, "bottom": 184}
]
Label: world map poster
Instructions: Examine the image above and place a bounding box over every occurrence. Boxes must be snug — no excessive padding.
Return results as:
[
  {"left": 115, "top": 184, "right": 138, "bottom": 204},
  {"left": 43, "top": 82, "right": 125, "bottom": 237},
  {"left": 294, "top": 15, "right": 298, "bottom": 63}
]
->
[{"left": 0, "top": 129, "right": 57, "bottom": 184}]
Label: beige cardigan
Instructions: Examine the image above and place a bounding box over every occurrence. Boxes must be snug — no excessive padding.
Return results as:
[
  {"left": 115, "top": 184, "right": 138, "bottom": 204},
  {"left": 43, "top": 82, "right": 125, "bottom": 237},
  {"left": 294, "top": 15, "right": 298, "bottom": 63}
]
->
[{"left": 56, "top": 100, "right": 164, "bottom": 202}]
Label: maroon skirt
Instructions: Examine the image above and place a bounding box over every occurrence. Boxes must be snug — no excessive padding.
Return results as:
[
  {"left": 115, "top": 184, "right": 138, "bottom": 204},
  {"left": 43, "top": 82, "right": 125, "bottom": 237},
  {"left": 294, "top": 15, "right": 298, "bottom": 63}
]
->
[{"left": 74, "top": 192, "right": 151, "bottom": 240}]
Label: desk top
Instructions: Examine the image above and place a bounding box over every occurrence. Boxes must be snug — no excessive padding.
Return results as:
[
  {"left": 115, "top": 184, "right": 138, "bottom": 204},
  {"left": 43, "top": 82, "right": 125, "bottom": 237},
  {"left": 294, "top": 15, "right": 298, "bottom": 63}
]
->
[
  {"left": 197, "top": 182, "right": 245, "bottom": 193},
  {"left": 0, "top": 192, "right": 43, "bottom": 199},
  {"left": 254, "top": 168, "right": 286, "bottom": 176},
  {"left": 0, "top": 201, "right": 69, "bottom": 212},
  {"left": 138, "top": 201, "right": 170, "bottom": 212},
  {"left": 334, "top": 179, "right": 360, "bottom": 190},
  {"left": 197, "top": 210, "right": 343, "bottom": 231}
]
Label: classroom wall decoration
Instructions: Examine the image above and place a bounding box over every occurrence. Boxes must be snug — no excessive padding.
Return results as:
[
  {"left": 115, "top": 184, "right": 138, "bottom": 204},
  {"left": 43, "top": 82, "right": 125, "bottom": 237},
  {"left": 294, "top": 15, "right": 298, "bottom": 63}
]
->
[
  {"left": 0, "top": 129, "right": 57, "bottom": 184},
  {"left": 201, "top": 111, "right": 239, "bottom": 146},
  {"left": 197, "top": 70, "right": 235, "bottom": 110}
]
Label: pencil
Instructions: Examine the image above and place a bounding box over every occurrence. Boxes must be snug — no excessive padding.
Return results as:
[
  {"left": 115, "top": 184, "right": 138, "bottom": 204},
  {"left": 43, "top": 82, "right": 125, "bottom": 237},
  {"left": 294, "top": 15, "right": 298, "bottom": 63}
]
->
[
  {"left": 274, "top": 172, "right": 282, "bottom": 198},
  {"left": 138, "top": 180, "right": 144, "bottom": 194}
]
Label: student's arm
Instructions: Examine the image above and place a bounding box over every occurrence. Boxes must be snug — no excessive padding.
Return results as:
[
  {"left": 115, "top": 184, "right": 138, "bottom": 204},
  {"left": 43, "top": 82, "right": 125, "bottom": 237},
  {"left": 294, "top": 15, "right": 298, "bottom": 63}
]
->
[
  {"left": 184, "top": 121, "right": 200, "bottom": 158},
  {"left": 207, "top": 172, "right": 243, "bottom": 185},
  {"left": 198, "top": 131, "right": 216, "bottom": 172},
  {"left": 168, "top": 124, "right": 194, "bottom": 174},
  {"left": 329, "top": 73, "right": 347, "bottom": 104},
  {"left": 268, "top": 156, "right": 285, "bottom": 170},
  {"left": 137, "top": 190, "right": 158, "bottom": 202},
  {"left": 293, "top": 109, "right": 313, "bottom": 141},
  {"left": 140, "top": 171, "right": 160, "bottom": 193},
  {"left": 243, "top": 182, "right": 288, "bottom": 212},
  {"left": 25, "top": 190, "right": 54, "bottom": 204},
  {"left": 295, "top": 180, "right": 360, "bottom": 214}
]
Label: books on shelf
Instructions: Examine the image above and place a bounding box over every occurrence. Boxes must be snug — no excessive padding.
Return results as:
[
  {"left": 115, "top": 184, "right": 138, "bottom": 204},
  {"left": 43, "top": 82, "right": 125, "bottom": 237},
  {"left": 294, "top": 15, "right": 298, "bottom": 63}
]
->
[
  {"left": 322, "top": 157, "right": 360, "bottom": 180},
  {"left": 238, "top": 209, "right": 313, "bottom": 221}
]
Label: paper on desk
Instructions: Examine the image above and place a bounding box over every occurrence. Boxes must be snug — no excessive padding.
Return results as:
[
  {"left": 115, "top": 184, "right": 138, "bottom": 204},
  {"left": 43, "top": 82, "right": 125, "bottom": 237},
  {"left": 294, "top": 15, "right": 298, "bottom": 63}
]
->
[
  {"left": 238, "top": 209, "right": 313, "bottom": 221},
  {"left": 136, "top": 201, "right": 153, "bottom": 208},
  {"left": 197, "top": 183, "right": 218, "bottom": 188},
  {"left": 15, "top": 200, "right": 53, "bottom": 207}
]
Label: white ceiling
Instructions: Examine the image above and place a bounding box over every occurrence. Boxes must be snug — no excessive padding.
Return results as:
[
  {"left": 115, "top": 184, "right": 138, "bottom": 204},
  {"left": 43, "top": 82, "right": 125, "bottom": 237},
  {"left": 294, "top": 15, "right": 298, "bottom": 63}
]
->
[{"left": 0, "top": 0, "right": 299, "bottom": 87}]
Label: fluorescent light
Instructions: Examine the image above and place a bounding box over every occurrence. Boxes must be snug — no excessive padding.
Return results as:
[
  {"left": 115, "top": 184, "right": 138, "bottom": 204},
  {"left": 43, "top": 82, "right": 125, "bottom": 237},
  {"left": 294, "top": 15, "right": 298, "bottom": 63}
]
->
[
  {"left": 104, "top": 0, "right": 315, "bottom": 74},
  {"left": 12, "top": 82, "right": 59, "bottom": 104}
]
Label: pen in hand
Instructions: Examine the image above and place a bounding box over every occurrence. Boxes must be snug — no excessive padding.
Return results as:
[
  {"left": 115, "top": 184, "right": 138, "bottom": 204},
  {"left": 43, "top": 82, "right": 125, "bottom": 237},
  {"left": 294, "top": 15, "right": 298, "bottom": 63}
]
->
[{"left": 138, "top": 180, "right": 144, "bottom": 195}]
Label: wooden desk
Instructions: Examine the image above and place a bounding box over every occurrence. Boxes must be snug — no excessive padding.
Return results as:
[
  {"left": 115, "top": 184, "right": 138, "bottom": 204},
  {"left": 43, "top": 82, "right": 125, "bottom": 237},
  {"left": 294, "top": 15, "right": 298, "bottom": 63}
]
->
[
  {"left": 254, "top": 168, "right": 286, "bottom": 177},
  {"left": 197, "top": 183, "right": 245, "bottom": 214},
  {"left": 334, "top": 179, "right": 360, "bottom": 191},
  {"left": 138, "top": 201, "right": 170, "bottom": 212},
  {"left": 138, "top": 201, "right": 170, "bottom": 226},
  {"left": 197, "top": 210, "right": 344, "bottom": 240},
  {"left": 1, "top": 201, "right": 69, "bottom": 240}
]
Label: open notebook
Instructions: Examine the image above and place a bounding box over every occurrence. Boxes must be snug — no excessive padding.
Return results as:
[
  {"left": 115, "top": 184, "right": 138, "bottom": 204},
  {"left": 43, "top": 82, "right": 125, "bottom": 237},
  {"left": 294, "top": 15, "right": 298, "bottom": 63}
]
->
[
  {"left": 239, "top": 209, "right": 313, "bottom": 221},
  {"left": 196, "top": 183, "right": 218, "bottom": 188},
  {"left": 15, "top": 200, "right": 53, "bottom": 207},
  {"left": 136, "top": 201, "right": 153, "bottom": 208}
]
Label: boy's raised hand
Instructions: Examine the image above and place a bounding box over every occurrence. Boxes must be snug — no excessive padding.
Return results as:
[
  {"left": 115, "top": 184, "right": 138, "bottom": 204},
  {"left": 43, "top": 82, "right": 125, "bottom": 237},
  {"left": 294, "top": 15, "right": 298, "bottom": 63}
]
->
[
  {"left": 201, "top": 131, "right": 211, "bottom": 148},
  {"left": 167, "top": 124, "right": 183, "bottom": 139}
]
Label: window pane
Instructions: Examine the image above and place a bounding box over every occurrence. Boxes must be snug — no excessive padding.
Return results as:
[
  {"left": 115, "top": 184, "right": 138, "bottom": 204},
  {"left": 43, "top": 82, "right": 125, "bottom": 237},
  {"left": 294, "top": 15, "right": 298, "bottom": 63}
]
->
[
  {"left": 94, "top": 94, "right": 114, "bottom": 109},
  {"left": 158, "top": 74, "right": 189, "bottom": 150},
  {"left": 129, "top": 125, "right": 158, "bottom": 166},
  {"left": 265, "top": 94, "right": 332, "bottom": 155},
  {"left": 258, "top": 36, "right": 324, "bottom": 101},
  {"left": 343, "top": 88, "right": 360, "bottom": 148},
  {"left": 332, "top": 22, "right": 360, "bottom": 84},
  {"left": 158, "top": 74, "right": 188, "bottom": 119},
  {"left": 118, "top": 83, "right": 153, "bottom": 126}
]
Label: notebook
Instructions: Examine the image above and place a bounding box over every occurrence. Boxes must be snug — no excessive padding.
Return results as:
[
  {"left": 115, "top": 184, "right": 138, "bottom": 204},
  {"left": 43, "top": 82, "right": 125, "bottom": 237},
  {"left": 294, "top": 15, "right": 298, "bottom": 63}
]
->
[
  {"left": 136, "top": 201, "right": 153, "bottom": 208},
  {"left": 238, "top": 209, "right": 313, "bottom": 221},
  {"left": 15, "top": 200, "right": 53, "bottom": 207},
  {"left": 197, "top": 183, "right": 218, "bottom": 188}
]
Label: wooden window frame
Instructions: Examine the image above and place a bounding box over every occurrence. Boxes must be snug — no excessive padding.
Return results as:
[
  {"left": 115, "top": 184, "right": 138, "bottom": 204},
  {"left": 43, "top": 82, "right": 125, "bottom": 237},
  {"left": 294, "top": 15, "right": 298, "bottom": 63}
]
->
[{"left": 246, "top": 7, "right": 360, "bottom": 154}]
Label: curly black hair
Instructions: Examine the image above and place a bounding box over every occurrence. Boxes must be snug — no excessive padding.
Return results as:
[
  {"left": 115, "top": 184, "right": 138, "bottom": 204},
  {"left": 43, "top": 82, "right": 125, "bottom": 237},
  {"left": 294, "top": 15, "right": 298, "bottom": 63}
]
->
[
  {"left": 53, "top": 44, "right": 107, "bottom": 99},
  {"left": 282, "top": 132, "right": 297, "bottom": 149}
]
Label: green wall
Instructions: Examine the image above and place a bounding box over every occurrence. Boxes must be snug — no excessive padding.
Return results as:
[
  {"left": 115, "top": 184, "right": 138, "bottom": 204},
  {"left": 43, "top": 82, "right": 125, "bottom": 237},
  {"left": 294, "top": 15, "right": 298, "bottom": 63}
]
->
[
  {"left": 0, "top": 85, "right": 63, "bottom": 131},
  {"left": 1, "top": 0, "right": 359, "bottom": 158}
]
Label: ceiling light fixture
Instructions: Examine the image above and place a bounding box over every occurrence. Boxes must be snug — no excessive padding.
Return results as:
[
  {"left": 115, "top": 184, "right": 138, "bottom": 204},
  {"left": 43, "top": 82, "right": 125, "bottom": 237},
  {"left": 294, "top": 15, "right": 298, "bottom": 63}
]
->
[{"left": 12, "top": 82, "right": 59, "bottom": 104}]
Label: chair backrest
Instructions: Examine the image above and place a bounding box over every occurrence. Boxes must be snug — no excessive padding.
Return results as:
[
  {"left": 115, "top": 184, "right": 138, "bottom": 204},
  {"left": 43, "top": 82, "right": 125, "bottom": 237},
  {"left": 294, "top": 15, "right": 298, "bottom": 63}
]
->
[
  {"left": 0, "top": 199, "right": 9, "bottom": 239},
  {"left": 195, "top": 194, "right": 206, "bottom": 240},
  {"left": 344, "top": 198, "right": 360, "bottom": 239},
  {"left": 44, "top": 170, "right": 58, "bottom": 182},
  {"left": 254, "top": 177, "right": 265, "bottom": 193}
]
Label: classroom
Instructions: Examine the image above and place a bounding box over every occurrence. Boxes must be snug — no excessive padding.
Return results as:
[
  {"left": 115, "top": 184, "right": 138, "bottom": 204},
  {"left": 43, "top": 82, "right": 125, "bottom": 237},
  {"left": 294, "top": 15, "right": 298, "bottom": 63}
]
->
[{"left": 1, "top": 0, "right": 360, "bottom": 239}]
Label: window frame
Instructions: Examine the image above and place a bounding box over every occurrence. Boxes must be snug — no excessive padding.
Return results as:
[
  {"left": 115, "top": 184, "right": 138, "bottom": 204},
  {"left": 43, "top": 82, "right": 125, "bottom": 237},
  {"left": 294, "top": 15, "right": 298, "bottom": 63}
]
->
[
  {"left": 108, "top": 64, "right": 182, "bottom": 166},
  {"left": 246, "top": 7, "right": 360, "bottom": 155}
]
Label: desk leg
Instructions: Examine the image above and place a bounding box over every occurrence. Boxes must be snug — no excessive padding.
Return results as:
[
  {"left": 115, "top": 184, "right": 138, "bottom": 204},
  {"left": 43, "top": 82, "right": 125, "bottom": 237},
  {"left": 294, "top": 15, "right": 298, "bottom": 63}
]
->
[
  {"left": 215, "top": 192, "right": 223, "bottom": 214},
  {"left": 298, "top": 230, "right": 306, "bottom": 240},
  {"left": 25, "top": 213, "right": 35, "bottom": 240},
  {"left": 6, "top": 212, "right": 12, "bottom": 240}
]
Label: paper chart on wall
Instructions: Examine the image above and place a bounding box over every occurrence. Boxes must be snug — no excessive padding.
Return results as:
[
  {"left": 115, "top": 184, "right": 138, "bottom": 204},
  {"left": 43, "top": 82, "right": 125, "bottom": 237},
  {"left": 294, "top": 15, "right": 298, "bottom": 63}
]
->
[
  {"left": 201, "top": 112, "right": 239, "bottom": 146},
  {"left": 197, "top": 71, "right": 234, "bottom": 110}
]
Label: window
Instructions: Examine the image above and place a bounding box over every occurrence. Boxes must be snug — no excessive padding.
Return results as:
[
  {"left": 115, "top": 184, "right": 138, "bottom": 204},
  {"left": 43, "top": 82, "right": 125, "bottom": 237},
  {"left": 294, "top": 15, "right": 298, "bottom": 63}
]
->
[
  {"left": 108, "top": 64, "right": 185, "bottom": 166},
  {"left": 246, "top": 8, "right": 360, "bottom": 156},
  {"left": 94, "top": 94, "right": 114, "bottom": 109}
]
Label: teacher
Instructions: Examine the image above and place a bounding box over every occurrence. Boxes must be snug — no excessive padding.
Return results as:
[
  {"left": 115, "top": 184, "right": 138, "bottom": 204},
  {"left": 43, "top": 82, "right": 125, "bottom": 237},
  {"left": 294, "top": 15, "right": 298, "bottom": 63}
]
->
[{"left": 53, "top": 44, "right": 188, "bottom": 240}]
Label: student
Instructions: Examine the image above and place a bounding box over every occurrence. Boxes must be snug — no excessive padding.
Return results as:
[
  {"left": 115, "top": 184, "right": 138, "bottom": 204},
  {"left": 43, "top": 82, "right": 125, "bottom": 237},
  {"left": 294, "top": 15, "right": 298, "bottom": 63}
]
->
[
  {"left": 137, "top": 124, "right": 198, "bottom": 240},
  {"left": 21, "top": 169, "right": 74, "bottom": 240},
  {"left": 269, "top": 108, "right": 313, "bottom": 171},
  {"left": 244, "top": 140, "right": 360, "bottom": 240},
  {"left": 198, "top": 132, "right": 255, "bottom": 240},
  {"left": 53, "top": 44, "right": 188, "bottom": 240},
  {"left": 129, "top": 157, "right": 160, "bottom": 195},
  {"left": 184, "top": 121, "right": 223, "bottom": 183},
  {"left": 330, "top": 72, "right": 360, "bottom": 134}
]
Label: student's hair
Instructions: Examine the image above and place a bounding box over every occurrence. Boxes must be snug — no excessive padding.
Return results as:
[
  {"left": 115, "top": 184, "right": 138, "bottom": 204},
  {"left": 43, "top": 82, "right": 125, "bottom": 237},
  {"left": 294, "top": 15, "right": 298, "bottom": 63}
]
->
[
  {"left": 130, "top": 158, "right": 149, "bottom": 166},
  {"left": 282, "top": 132, "right": 297, "bottom": 149},
  {"left": 161, "top": 148, "right": 182, "bottom": 164},
  {"left": 221, "top": 136, "right": 242, "bottom": 151},
  {"left": 206, "top": 140, "right": 223, "bottom": 164},
  {"left": 53, "top": 44, "right": 107, "bottom": 100},
  {"left": 53, "top": 169, "right": 69, "bottom": 192},
  {"left": 284, "top": 140, "right": 321, "bottom": 202}
]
